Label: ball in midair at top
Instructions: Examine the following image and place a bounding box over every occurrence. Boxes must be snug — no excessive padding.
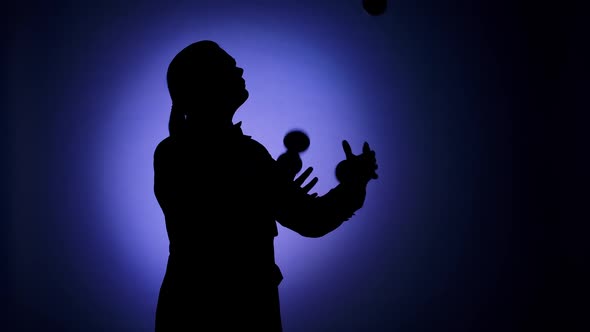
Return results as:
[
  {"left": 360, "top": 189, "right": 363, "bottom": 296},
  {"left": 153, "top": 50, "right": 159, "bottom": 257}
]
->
[{"left": 362, "top": 0, "right": 387, "bottom": 16}]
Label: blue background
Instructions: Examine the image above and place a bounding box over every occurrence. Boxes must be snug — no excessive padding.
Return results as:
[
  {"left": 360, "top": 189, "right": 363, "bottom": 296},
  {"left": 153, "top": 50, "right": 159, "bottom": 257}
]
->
[{"left": 4, "top": 1, "right": 584, "bottom": 331}]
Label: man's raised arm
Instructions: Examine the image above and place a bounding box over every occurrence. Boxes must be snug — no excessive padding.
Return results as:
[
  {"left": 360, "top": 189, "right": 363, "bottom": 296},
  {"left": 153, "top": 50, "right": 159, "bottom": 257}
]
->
[{"left": 274, "top": 140, "right": 378, "bottom": 238}]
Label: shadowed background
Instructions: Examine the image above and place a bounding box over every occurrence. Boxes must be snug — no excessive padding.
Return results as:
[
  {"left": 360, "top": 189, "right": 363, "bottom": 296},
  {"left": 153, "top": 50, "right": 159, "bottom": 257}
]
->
[{"left": 4, "top": 0, "right": 583, "bottom": 331}]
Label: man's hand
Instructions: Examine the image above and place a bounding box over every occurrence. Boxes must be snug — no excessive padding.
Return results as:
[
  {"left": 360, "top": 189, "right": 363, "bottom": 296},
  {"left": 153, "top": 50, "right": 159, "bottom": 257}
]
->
[
  {"left": 335, "top": 140, "right": 378, "bottom": 185},
  {"left": 294, "top": 166, "right": 319, "bottom": 198}
]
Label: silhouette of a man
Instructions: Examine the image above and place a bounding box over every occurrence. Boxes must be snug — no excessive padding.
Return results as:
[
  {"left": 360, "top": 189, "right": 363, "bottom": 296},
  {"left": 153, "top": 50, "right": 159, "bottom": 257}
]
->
[{"left": 153, "top": 40, "right": 378, "bottom": 331}]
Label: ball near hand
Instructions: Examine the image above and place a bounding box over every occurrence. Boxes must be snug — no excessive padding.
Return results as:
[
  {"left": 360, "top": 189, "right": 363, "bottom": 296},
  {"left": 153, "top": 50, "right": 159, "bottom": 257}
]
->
[{"left": 283, "top": 130, "right": 310, "bottom": 153}]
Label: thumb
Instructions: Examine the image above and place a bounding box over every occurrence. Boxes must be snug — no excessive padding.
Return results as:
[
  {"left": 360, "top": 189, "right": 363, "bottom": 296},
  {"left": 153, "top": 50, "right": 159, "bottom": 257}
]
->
[{"left": 342, "top": 140, "right": 354, "bottom": 159}]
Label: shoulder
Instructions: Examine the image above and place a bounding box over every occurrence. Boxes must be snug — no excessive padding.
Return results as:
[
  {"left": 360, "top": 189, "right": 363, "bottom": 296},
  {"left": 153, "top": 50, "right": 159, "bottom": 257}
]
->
[{"left": 241, "top": 136, "right": 275, "bottom": 161}]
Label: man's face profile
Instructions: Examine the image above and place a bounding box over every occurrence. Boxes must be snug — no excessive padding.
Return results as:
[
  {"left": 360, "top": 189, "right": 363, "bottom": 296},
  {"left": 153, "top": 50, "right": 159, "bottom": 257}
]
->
[{"left": 167, "top": 40, "right": 249, "bottom": 113}]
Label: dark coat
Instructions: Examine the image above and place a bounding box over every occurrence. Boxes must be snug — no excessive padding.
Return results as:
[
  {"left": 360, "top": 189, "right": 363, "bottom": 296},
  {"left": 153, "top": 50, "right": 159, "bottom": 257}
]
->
[{"left": 153, "top": 123, "right": 366, "bottom": 331}]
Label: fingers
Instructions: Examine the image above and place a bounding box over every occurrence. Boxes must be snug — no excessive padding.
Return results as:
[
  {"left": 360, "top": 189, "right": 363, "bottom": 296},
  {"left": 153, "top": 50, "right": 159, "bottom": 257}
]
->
[
  {"left": 345, "top": 140, "right": 375, "bottom": 158},
  {"left": 340, "top": 139, "right": 379, "bottom": 182},
  {"left": 363, "top": 141, "right": 376, "bottom": 158},
  {"left": 361, "top": 141, "right": 378, "bottom": 180},
  {"left": 372, "top": 165, "right": 379, "bottom": 179},
  {"left": 293, "top": 167, "right": 319, "bottom": 195},
  {"left": 294, "top": 167, "right": 313, "bottom": 187},
  {"left": 302, "top": 176, "right": 318, "bottom": 193},
  {"left": 371, "top": 159, "right": 379, "bottom": 180},
  {"left": 342, "top": 140, "right": 353, "bottom": 159},
  {"left": 363, "top": 141, "right": 371, "bottom": 154}
]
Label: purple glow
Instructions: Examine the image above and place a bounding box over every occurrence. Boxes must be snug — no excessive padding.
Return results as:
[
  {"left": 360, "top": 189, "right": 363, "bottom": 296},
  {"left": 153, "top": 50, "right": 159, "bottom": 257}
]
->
[
  {"left": 84, "top": 2, "right": 407, "bottom": 329},
  {"left": 9, "top": 1, "right": 549, "bottom": 330}
]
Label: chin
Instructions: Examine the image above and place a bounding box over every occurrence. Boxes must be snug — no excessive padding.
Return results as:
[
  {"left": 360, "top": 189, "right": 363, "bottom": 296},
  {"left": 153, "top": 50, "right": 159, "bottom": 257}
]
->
[
  {"left": 237, "top": 88, "right": 249, "bottom": 106},
  {"left": 226, "top": 90, "right": 248, "bottom": 115}
]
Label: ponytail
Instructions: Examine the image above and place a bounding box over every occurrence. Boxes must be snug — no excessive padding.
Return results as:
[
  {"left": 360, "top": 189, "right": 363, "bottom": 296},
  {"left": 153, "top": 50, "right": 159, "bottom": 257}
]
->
[{"left": 168, "top": 104, "right": 186, "bottom": 136}]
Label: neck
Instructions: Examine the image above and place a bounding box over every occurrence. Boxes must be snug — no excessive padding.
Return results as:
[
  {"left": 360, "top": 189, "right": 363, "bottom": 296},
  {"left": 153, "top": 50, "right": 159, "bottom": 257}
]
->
[
  {"left": 170, "top": 102, "right": 240, "bottom": 138},
  {"left": 185, "top": 114, "right": 235, "bottom": 130}
]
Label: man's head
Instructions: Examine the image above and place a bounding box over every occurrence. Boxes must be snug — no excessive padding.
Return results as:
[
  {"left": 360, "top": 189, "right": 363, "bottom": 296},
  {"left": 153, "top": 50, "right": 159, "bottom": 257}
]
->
[{"left": 167, "top": 40, "right": 248, "bottom": 120}]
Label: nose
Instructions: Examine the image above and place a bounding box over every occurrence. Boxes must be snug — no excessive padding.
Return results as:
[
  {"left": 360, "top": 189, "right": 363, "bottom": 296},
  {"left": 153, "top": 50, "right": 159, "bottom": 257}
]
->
[{"left": 237, "top": 67, "right": 244, "bottom": 76}]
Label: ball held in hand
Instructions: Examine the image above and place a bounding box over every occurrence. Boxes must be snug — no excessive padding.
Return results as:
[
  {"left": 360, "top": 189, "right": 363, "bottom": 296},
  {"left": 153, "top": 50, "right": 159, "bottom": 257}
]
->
[
  {"left": 336, "top": 140, "right": 378, "bottom": 183},
  {"left": 277, "top": 152, "right": 303, "bottom": 178},
  {"left": 335, "top": 159, "right": 354, "bottom": 183}
]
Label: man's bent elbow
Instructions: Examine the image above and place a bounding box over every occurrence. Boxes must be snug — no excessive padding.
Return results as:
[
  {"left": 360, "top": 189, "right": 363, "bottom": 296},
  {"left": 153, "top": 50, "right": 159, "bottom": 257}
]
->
[
  {"left": 291, "top": 219, "right": 347, "bottom": 238},
  {"left": 295, "top": 228, "right": 329, "bottom": 238}
]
